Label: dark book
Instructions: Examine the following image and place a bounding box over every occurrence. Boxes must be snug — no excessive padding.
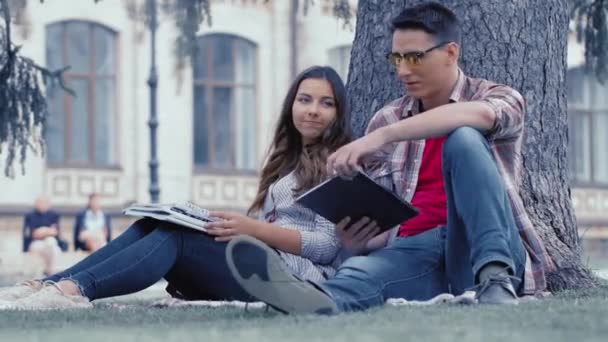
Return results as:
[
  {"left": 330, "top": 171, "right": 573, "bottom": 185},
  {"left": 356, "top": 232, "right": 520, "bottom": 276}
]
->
[{"left": 296, "top": 171, "right": 418, "bottom": 234}]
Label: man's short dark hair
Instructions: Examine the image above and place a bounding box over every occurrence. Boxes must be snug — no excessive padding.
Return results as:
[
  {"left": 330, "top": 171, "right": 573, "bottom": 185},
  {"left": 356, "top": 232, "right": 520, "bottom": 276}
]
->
[{"left": 391, "top": 2, "right": 461, "bottom": 45}]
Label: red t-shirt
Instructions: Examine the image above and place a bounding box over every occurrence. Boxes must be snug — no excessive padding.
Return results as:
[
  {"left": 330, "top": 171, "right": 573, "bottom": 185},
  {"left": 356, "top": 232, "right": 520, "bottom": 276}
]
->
[{"left": 398, "top": 137, "right": 448, "bottom": 237}]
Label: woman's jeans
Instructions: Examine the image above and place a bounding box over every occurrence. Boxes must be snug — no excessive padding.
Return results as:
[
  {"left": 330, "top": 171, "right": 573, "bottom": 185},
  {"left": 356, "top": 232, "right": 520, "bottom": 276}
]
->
[{"left": 43, "top": 218, "right": 254, "bottom": 301}]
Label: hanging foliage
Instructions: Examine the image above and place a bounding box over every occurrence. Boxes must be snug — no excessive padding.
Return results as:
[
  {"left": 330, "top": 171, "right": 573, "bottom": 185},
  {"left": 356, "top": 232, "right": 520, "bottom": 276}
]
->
[
  {"left": 571, "top": 0, "right": 608, "bottom": 83},
  {"left": 1, "top": 0, "right": 50, "bottom": 177}
]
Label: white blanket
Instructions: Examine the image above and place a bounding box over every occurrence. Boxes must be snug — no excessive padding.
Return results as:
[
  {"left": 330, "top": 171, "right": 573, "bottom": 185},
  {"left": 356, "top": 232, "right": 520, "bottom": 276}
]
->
[{"left": 142, "top": 291, "right": 543, "bottom": 310}]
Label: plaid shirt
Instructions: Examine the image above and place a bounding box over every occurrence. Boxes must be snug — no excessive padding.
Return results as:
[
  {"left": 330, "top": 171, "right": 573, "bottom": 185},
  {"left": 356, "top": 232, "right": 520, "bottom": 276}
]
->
[{"left": 364, "top": 70, "right": 555, "bottom": 295}]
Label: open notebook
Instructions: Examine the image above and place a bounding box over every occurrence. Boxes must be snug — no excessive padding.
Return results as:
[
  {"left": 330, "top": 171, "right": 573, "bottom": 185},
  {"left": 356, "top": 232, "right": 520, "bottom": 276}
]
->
[{"left": 122, "top": 202, "right": 222, "bottom": 232}]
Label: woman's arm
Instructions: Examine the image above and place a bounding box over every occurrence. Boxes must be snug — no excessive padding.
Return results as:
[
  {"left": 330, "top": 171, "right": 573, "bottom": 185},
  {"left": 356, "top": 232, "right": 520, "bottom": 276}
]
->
[
  {"left": 297, "top": 215, "right": 340, "bottom": 264},
  {"left": 206, "top": 212, "right": 339, "bottom": 263},
  {"left": 250, "top": 221, "right": 302, "bottom": 255},
  {"left": 206, "top": 211, "right": 301, "bottom": 254}
]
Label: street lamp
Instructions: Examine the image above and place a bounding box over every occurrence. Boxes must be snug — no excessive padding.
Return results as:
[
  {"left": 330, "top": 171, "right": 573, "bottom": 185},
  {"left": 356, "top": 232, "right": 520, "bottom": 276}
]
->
[{"left": 146, "top": 0, "right": 160, "bottom": 203}]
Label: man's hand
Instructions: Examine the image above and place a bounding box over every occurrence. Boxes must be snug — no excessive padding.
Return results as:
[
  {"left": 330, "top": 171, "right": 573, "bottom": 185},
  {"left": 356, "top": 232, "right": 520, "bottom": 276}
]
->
[
  {"left": 32, "top": 226, "right": 59, "bottom": 239},
  {"left": 327, "top": 131, "right": 386, "bottom": 177},
  {"left": 205, "top": 211, "right": 262, "bottom": 242},
  {"left": 31, "top": 227, "right": 48, "bottom": 240},
  {"left": 336, "top": 217, "right": 380, "bottom": 255}
]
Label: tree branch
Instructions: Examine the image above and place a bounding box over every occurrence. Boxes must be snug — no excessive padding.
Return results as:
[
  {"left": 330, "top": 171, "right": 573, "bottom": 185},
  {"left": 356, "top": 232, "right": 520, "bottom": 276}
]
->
[
  {"left": 2, "top": 0, "right": 11, "bottom": 53},
  {"left": 0, "top": 0, "right": 75, "bottom": 177}
]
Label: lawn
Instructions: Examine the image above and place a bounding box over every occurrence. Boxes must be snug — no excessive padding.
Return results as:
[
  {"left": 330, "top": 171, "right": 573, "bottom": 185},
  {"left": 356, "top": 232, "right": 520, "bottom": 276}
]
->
[{"left": 0, "top": 287, "right": 607, "bottom": 342}]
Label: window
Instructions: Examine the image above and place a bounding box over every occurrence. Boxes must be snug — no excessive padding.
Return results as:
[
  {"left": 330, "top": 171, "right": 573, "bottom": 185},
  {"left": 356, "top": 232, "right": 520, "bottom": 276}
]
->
[
  {"left": 567, "top": 67, "right": 608, "bottom": 185},
  {"left": 328, "top": 45, "right": 351, "bottom": 82},
  {"left": 45, "top": 21, "right": 118, "bottom": 167},
  {"left": 193, "top": 34, "right": 257, "bottom": 171}
]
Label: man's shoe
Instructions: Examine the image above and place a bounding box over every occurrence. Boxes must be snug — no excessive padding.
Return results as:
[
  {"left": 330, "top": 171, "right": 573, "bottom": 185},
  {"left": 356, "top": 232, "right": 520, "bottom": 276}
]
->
[
  {"left": 226, "top": 236, "right": 339, "bottom": 315},
  {"left": 474, "top": 274, "right": 519, "bottom": 305}
]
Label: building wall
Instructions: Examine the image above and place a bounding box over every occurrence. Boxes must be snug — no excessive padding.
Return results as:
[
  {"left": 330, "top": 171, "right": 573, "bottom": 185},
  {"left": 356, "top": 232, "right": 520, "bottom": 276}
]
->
[
  {"left": 1, "top": 1, "right": 607, "bottom": 256},
  {"left": 0, "top": 0, "right": 355, "bottom": 212},
  {"left": 566, "top": 34, "right": 608, "bottom": 259}
]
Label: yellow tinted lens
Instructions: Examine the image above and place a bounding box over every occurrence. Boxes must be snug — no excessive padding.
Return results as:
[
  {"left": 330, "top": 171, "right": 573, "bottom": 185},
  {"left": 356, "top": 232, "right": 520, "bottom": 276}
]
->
[
  {"left": 405, "top": 54, "right": 421, "bottom": 65},
  {"left": 388, "top": 53, "right": 401, "bottom": 66}
]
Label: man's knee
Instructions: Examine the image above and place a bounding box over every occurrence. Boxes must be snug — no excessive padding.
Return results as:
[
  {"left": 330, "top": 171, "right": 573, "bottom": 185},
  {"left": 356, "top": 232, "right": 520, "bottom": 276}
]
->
[
  {"left": 337, "top": 256, "right": 382, "bottom": 279},
  {"left": 442, "top": 127, "right": 489, "bottom": 164}
]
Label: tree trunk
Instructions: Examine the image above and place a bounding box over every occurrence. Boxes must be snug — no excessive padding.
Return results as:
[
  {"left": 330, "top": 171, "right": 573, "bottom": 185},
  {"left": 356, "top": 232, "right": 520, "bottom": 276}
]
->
[{"left": 347, "top": 0, "right": 599, "bottom": 291}]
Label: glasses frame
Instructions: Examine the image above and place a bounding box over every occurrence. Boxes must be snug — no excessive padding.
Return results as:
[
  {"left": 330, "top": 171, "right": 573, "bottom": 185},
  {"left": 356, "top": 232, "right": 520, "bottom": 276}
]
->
[{"left": 385, "top": 41, "right": 451, "bottom": 67}]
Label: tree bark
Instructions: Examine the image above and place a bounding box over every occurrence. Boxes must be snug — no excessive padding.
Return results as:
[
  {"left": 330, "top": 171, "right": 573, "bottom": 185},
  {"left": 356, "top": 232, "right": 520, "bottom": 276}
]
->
[{"left": 347, "top": 0, "right": 599, "bottom": 291}]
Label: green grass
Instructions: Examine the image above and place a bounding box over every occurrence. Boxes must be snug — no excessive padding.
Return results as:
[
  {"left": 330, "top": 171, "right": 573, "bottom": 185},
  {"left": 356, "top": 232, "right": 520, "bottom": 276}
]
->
[{"left": 1, "top": 287, "right": 608, "bottom": 342}]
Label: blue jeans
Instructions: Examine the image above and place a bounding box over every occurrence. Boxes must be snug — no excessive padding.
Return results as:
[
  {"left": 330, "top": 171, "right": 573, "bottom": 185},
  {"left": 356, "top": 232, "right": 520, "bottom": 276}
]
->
[
  {"left": 317, "top": 127, "right": 527, "bottom": 312},
  {"left": 43, "top": 218, "right": 255, "bottom": 301}
]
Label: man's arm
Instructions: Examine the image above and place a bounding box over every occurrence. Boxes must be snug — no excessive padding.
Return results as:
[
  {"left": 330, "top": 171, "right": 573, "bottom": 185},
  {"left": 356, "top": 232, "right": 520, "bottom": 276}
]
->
[
  {"left": 328, "top": 86, "right": 525, "bottom": 176},
  {"left": 361, "top": 101, "right": 403, "bottom": 190},
  {"left": 23, "top": 214, "right": 32, "bottom": 252},
  {"left": 378, "top": 85, "right": 525, "bottom": 144},
  {"left": 378, "top": 101, "right": 496, "bottom": 145}
]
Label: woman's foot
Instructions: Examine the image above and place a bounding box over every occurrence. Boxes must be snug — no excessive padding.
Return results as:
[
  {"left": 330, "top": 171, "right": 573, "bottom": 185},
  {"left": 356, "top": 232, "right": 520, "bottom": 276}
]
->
[
  {"left": 9, "top": 282, "right": 93, "bottom": 311},
  {"left": 0, "top": 280, "right": 43, "bottom": 302}
]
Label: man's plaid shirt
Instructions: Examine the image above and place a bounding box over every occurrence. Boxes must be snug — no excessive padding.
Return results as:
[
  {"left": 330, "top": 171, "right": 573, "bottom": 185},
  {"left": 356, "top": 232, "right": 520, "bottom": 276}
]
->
[{"left": 364, "top": 70, "right": 555, "bottom": 294}]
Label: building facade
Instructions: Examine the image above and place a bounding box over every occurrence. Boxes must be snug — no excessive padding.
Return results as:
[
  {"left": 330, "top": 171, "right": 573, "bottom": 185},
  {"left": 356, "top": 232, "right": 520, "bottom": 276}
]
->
[
  {"left": 0, "top": 0, "right": 606, "bottom": 258},
  {"left": 566, "top": 31, "right": 608, "bottom": 258},
  {"left": 0, "top": 0, "right": 355, "bottom": 213}
]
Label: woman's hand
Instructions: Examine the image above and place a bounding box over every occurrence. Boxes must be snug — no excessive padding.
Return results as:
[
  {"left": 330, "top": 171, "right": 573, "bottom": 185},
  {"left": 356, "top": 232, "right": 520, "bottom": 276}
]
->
[{"left": 205, "top": 211, "right": 262, "bottom": 242}]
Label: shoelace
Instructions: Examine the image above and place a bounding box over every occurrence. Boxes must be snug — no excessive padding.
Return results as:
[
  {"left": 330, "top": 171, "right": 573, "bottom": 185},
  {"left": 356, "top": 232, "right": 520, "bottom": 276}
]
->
[
  {"left": 18, "top": 280, "right": 43, "bottom": 288},
  {"left": 42, "top": 280, "right": 67, "bottom": 296},
  {"left": 468, "top": 273, "right": 521, "bottom": 298}
]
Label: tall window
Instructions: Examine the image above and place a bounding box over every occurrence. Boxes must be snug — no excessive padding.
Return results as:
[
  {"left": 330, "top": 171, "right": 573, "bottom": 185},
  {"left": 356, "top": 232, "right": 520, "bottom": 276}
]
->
[
  {"left": 45, "top": 21, "right": 118, "bottom": 167},
  {"left": 567, "top": 67, "right": 608, "bottom": 185},
  {"left": 328, "top": 45, "right": 351, "bottom": 82},
  {"left": 193, "top": 34, "right": 257, "bottom": 171}
]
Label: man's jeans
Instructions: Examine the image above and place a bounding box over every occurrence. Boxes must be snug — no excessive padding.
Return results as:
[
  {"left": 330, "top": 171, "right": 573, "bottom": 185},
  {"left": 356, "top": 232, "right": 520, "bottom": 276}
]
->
[
  {"left": 43, "top": 218, "right": 255, "bottom": 301},
  {"left": 318, "top": 127, "right": 527, "bottom": 312}
]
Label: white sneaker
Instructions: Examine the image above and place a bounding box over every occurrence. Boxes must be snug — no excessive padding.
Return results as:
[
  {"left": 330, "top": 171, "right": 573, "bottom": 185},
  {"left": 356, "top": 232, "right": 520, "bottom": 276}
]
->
[
  {"left": 11, "top": 283, "right": 93, "bottom": 311},
  {"left": 0, "top": 281, "right": 43, "bottom": 302}
]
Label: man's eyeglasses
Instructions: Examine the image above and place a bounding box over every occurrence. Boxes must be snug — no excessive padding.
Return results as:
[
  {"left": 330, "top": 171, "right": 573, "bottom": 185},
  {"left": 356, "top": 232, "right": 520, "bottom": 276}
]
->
[{"left": 386, "top": 42, "right": 450, "bottom": 67}]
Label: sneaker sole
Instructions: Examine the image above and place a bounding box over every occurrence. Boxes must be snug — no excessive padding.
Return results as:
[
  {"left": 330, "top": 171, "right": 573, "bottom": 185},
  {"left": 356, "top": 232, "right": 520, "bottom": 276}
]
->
[{"left": 226, "top": 236, "right": 338, "bottom": 315}]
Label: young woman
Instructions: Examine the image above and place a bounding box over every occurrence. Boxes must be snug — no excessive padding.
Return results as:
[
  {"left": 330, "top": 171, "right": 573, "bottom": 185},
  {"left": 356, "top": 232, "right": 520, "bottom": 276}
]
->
[
  {"left": 0, "top": 66, "right": 351, "bottom": 310},
  {"left": 73, "top": 193, "right": 112, "bottom": 252}
]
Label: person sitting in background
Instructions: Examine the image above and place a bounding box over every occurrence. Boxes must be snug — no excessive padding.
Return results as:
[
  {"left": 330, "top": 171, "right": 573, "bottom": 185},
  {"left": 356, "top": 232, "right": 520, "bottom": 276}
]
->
[
  {"left": 23, "top": 196, "right": 68, "bottom": 276},
  {"left": 73, "top": 193, "right": 112, "bottom": 252}
]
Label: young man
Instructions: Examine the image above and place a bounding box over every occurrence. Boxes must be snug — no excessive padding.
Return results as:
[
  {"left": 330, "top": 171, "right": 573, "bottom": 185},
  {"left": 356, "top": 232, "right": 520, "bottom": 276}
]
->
[
  {"left": 23, "top": 196, "right": 66, "bottom": 276},
  {"left": 225, "top": 2, "right": 554, "bottom": 314}
]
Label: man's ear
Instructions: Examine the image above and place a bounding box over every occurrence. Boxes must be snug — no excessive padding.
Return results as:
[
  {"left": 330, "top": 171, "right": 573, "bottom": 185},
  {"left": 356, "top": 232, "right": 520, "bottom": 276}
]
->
[{"left": 446, "top": 42, "right": 460, "bottom": 65}]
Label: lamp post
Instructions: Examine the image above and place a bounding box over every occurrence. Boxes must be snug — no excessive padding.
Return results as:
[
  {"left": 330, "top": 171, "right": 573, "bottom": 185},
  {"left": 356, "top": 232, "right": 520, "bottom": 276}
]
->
[{"left": 146, "top": 0, "right": 160, "bottom": 203}]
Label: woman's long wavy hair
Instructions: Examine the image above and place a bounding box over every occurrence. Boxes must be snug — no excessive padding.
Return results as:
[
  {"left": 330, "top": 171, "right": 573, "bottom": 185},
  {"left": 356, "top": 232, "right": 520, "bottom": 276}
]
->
[{"left": 248, "top": 66, "right": 351, "bottom": 215}]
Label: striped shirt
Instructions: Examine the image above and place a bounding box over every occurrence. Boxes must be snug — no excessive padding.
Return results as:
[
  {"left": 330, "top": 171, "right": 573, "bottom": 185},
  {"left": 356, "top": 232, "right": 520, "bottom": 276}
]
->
[
  {"left": 364, "top": 70, "right": 555, "bottom": 295},
  {"left": 258, "top": 171, "right": 340, "bottom": 283}
]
